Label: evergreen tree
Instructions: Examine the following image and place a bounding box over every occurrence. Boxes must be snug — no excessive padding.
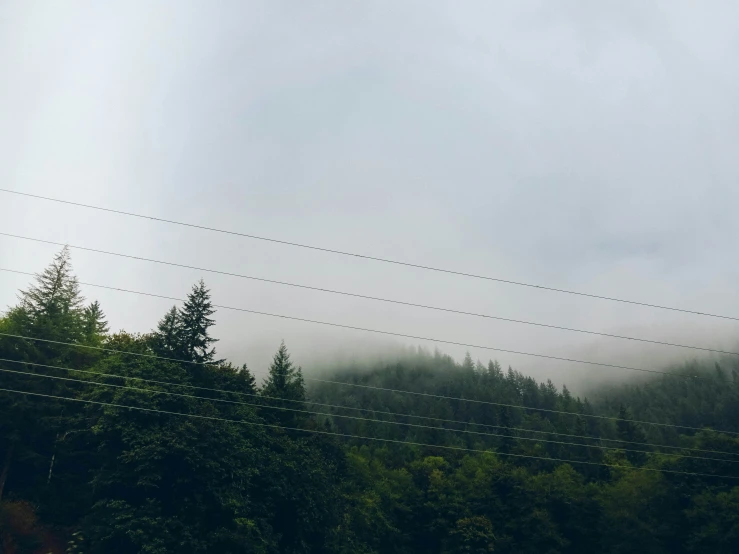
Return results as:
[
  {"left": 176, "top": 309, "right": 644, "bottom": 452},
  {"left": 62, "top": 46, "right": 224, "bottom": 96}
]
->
[
  {"left": 263, "top": 341, "right": 305, "bottom": 402},
  {"left": 0, "top": 250, "right": 88, "bottom": 519},
  {"left": 82, "top": 301, "right": 109, "bottom": 343},
  {"left": 82, "top": 347, "right": 269, "bottom": 554},
  {"left": 6, "top": 262, "right": 739, "bottom": 554},
  {"left": 179, "top": 280, "right": 218, "bottom": 364},
  {"left": 497, "top": 406, "right": 515, "bottom": 454},
  {"left": 715, "top": 362, "right": 725, "bottom": 381},
  {"left": 486, "top": 360, "right": 503, "bottom": 380},
  {"left": 13, "top": 247, "right": 85, "bottom": 343},
  {"left": 206, "top": 362, "right": 259, "bottom": 415},
  {"left": 462, "top": 352, "right": 474, "bottom": 373},
  {"left": 262, "top": 341, "right": 305, "bottom": 425},
  {"left": 153, "top": 305, "right": 183, "bottom": 358},
  {"left": 616, "top": 405, "right": 648, "bottom": 465},
  {"left": 234, "top": 363, "right": 258, "bottom": 394}
]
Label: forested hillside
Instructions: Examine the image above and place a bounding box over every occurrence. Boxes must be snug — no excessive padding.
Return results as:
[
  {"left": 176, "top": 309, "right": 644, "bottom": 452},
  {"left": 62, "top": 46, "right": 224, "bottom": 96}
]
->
[{"left": 1, "top": 250, "right": 738, "bottom": 553}]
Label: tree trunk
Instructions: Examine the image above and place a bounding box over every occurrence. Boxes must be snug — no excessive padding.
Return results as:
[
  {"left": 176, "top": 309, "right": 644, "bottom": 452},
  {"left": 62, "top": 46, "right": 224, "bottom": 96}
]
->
[
  {"left": 0, "top": 444, "right": 14, "bottom": 502},
  {"left": 47, "top": 451, "right": 56, "bottom": 485}
]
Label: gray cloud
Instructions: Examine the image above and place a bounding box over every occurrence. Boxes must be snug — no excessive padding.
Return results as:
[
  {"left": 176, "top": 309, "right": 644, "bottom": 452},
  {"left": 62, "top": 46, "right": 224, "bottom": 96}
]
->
[{"left": 2, "top": 1, "right": 738, "bottom": 387}]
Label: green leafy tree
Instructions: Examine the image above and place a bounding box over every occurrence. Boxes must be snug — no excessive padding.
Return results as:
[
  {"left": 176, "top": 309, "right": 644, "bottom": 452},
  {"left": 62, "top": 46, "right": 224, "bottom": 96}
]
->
[
  {"left": 447, "top": 516, "right": 496, "bottom": 553},
  {"left": 81, "top": 343, "right": 271, "bottom": 553},
  {"left": 686, "top": 486, "right": 739, "bottom": 553},
  {"left": 599, "top": 468, "right": 675, "bottom": 554}
]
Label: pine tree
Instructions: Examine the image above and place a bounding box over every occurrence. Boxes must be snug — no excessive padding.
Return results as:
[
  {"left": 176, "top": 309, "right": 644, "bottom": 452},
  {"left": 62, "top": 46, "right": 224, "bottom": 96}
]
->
[
  {"left": 486, "top": 360, "right": 503, "bottom": 380},
  {"left": 14, "top": 247, "right": 85, "bottom": 343},
  {"left": 179, "top": 280, "right": 218, "bottom": 364},
  {"left": 561, "top": 384, "right": 574, "bottom": 413},
  {"left": 572, "top": 416, "right": 599, "bottom": 467},
  {"left": 153, "top": 306, "right": 183, "bottom": 358},
  {"left": 262, "top": 341, "right": 305, "bottom": 426},
  {"left": 262, "top": 341, "right": 305, "bottom": 402},
  {"left": 236, "top": 363, "right": 257, "bottom": 393},
  {"left": 617, "top": 405, "right": 648, "bottom": 465},
  {"left": 210, "top": 362, "right": 258, "bottom": 396},
  {"left": 497, "top": 406, "right": 515, "bottom": 454},
  {"left": 715, "top": 362, "right": 725, "bottom": 381},
  {"left": 0, "top": 249, "right": 87, "bottom": 507},
  {"left": 82, "top": 301, "right": 109, "bottom": 343},
  {"left": 462, "top": 352, "right": 474, "bottom": 373}
]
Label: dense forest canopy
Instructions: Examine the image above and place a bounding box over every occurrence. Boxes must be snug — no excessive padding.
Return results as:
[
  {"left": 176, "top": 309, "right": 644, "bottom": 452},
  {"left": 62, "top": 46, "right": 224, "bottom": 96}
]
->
[{"left": 1, "top": 250, "right": 738, "bottom": 553}]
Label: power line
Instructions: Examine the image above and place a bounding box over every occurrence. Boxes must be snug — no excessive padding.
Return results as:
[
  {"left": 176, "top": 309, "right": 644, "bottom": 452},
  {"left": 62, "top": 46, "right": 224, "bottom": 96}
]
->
[
  {"left": 1, "top": 385, "right": 736, "bottom": 480},
  {"left": 0, "top": 256, "right": 722, "bottom": 385},
  {"left": 3, "top": 256, "right": 737, "bottom": 357},
  {"left": 4, "top": 357, "right": 732, "bottom": 457},
  {"left": 5, "top": 363, "right": 735, "bottom": 464},
  {"left": 1, "top": 188, "right": 736, "bottom": 321},
  {"left": 1, "top": 331, "right": 736, "bottom": 436}
]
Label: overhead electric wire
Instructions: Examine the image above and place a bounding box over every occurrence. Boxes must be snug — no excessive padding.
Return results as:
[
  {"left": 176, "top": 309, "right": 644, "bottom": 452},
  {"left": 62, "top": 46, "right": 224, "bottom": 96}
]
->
[
  {"left": 1, "top": 331, "right": 737, "bottom": 437},
  {"left": 3, "top": 362, "right": 737, "bottom": 464},
  {"left": 3, "top": 256, "right": 738, "bottom": 358},
  {"left": 0, "top": 255, "right": 725, "bottom": 385},
  {"left": 1, "top": 385, "right": 737, "bottom": 480},
  {"left": 4, "top": 357, "right": 733, "bottom": 458},
  {"left": 1, "top": 188, "right": 737, "bottom": 321}
]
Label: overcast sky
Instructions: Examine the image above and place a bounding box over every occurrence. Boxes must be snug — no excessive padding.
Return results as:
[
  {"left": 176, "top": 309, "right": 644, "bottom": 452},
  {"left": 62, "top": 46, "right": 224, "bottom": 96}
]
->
[{"left": 1, "top": 1, "right": 738, "bottom": 389}]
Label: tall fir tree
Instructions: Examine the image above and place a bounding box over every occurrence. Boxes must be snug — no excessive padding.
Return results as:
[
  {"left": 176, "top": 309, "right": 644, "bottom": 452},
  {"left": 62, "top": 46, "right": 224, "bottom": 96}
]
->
[
  {"left": 82, "top": 301, "right": 109, "bottom": 344},
  {"left": 179, "top": 280, "right": 218, "bottom": 364},
  {"left": 262, "top": 341, "right": 306, "bottom": 426},
  {"left": 616, "top": 405, "right": 648, "bottom": 465},
  {"left": 153, "top": 305, "right": 183, "bottom": 358},
  {"left": 497, "top": 406, "right": 515, "bottom": 454},
  {"left": 0, "top": 249, "right": 88, "bottom": 512},
  {"left": 263, "top": 341, "right": 305, "bottom": 401},
  {"left": 13, "top": 247, "right": 85, "bottom": 343},
  {"left": 462, "top": 352, "right": 475, "bottom": 373}
]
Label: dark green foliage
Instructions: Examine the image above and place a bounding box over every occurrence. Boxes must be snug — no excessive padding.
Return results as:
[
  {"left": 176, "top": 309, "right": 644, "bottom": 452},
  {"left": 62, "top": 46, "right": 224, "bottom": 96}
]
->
[
  {"left": 448, "top": 516, "right": 496, "bottom": 553},
  {"left": 685, "top": 486, "right": 739, "bottom": 553},
  {"left": 304, "top": 349, "right": 739, "bottom": 553},
  {"left": 616, "top": 405, "right": 648, "bottom": 465},
  {"left": 179, "top": 279, "right": 219, "bottom": 364},
  {"left": 152, "top": 306, "right": 182, "bottom": 358},
  {"left": 2, "top": 251, "right": 739, "bottom": 553},
  {"left": 83, "top": 300, "right": 109, "bottom": 343},
  {"left": 82, "top": 356, "right": 266, "bottom": 553},
  {"left": 13, "top": 247, "right": 85, "bottom": 344},
  {"left": 262, "top": 341, "right": 305, "bottom": 403},
  {"left": 152, "top": 280, "right": 218, "bottom": 365},
  {"left": 261, "top": 341, "right": 306, "bottom": 426}
]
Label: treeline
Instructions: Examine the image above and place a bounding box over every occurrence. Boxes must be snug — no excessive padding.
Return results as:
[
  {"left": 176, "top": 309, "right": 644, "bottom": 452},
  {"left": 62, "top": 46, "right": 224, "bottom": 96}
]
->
[
  {"left": 311, "top": 348, "right": 739, "bottom": 470},
  {"left": 0, "top": 249, "right": 738, "bottom": 553}
]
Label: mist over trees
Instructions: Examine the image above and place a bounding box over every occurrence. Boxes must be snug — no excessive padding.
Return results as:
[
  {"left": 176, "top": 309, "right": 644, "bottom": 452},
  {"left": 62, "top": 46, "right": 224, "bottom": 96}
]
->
[{"left": 1, "top": 251, "right": 738, "bottom": 553}]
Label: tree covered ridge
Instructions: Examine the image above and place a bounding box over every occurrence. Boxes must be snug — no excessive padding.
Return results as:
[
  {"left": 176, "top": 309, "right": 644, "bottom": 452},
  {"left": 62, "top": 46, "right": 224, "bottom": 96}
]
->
[{"left": 0, "top": 250, "right": 737, "bottom": 553}]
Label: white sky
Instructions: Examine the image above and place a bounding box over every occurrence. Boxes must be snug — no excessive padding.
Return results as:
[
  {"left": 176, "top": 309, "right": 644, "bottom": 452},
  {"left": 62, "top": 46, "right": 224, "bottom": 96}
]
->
[{"left": 1, "top": 1, "right": 738, "bottom": 388}]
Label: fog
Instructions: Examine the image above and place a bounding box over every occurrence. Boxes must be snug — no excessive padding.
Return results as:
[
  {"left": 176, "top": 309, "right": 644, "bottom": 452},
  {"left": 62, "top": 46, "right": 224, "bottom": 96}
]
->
[{"left": 1, "top": 1, "right": 738, "bottom": 387}]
